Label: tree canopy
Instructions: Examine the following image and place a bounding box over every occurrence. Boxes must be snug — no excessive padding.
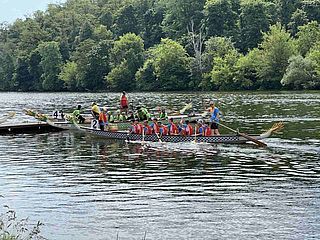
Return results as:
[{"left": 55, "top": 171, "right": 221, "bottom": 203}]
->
[{"left": 0, "top": 0, "right": 320, "bottom": 91}]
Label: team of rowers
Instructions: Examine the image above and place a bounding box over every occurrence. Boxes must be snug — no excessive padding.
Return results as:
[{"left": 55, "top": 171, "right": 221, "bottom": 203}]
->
[{"left": 72, "top": 91, "right": 221, "bottom": 136}]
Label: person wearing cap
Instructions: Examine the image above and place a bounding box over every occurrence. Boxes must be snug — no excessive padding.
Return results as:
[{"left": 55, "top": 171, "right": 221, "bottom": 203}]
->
[
  {"left": 168, "top": 118, "right": 178, "bottom": 135},
  {"left": 72, "top": 105, "right": 85, "bottom": 124},
  {"left": 98, "top": 107, "right": 108, "bottom": 131},
  {"left": 209, "top": 102, "right": 221, "bottom": 135},
  {"left": 120, "top": 91, "right": 129, "bottom": 114},
  {"left": 91, "top": 102, "right": 100, "bottom": 120}
]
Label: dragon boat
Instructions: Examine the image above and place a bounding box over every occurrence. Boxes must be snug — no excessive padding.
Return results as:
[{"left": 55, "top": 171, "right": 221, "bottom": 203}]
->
[{"left": 73, "top": 121, "right": 284, "bottom": 145}]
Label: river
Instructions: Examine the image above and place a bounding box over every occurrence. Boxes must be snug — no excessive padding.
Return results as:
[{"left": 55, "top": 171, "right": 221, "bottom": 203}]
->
[{"left": 0, "top": 91, "right": 319, "bottom": 240}]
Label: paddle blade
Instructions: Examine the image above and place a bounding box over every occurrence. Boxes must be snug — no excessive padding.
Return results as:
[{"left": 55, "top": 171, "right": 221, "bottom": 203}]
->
[{"left": 179, "top": 103, "right": 192, "bottom": 114}]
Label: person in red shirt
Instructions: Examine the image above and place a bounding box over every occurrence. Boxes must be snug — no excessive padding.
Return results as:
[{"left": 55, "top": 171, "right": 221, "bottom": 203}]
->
[{"left": 120, "top": 91, "right": 129, "bottom": 115}]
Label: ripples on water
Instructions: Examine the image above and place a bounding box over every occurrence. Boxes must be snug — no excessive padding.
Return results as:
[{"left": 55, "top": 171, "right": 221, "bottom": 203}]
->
[{"left": 0, "top": 92, "right": 320, "bottom": 240}]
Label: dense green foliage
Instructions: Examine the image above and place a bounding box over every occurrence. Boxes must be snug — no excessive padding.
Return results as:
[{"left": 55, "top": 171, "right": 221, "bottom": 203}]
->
[{"left": 0, "top": 0, "right": 320, "bottom": 91}]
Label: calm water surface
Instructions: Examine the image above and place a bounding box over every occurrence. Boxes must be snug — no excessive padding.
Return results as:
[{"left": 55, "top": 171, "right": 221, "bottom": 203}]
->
[{"left": 0, "top": 92, "right": 319, "bottom": 240}]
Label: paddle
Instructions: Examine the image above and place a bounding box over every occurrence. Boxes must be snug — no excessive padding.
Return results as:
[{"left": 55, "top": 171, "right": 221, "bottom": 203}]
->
[
  {"left": 179, "top": 103, "right": 192, "bottom": 114},
  {"left": 213, "top": 120, "right": 267, "bottom": 147},
  {"left": 155, "top": 132, "right": 162, "bottom": 142}
]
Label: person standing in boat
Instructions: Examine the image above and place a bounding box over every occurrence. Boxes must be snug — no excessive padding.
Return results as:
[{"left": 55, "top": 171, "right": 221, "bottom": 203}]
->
[
  {"left": 98, "top": 107, "right": 108, "bottom": 131},
  {"left": 209, "top": 102, "right": 221, "bottom": 136},
  {"left": 120, "top": 91, "right": 129, "bottom": 115},
  {"left": 91, "top": 102, "right": 100, "bottom": 120},
  {"left": 72, "top": 105, "right": 86, "bottom": 124}
]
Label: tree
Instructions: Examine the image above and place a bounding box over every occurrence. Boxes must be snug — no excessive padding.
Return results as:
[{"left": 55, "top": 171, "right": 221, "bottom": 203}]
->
[
  {"left": 281, "top": 55, "right": 318, "bottom": 89},
  {"left": 204, "top": 0, "right": 238, "bottom": 38},
  {"left": 288, "top": 9, "right": 309, "bottom": 36},
  {"left": 239, "top": 0, "right": 271, "bottom": 52},
  {"left": 0, "top": 44, "right": 15, "bottom": 90},
  {"left": 106, "top": 33, "right": 144, "bottom": 90},
  {"left": 59, "top": 61, "right": 78, "bottom": 90},
  {"left": 136, "top": 38, "right": 191, "bottom": 91},
  {"left": 37, "top": 41, "right": 63, "bottom": 91},
  {"left": 296, "top": 21, "right": 320, "bottom": 56},
  {"left": 307, "top": 43, "right": 320, "bottom": 81},
  {"left": 162, "top": 0, "right": 205, "bottom": 39},
  {"left": 256, "top": 23, "right": 297, "bottom": 89},
  {"left": 114, "top": 5, "right": 139, "bottom": 36}
]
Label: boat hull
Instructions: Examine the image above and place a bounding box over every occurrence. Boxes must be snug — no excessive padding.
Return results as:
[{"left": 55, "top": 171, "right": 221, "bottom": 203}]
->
[{"left": 81, "top": 127, "right": 263, "bottom": 144}]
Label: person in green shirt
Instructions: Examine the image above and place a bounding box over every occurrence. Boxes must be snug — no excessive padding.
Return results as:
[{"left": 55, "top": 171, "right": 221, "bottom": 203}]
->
[
  {"left": 136, "top": 106, "right": 151, "bottom": 121},
  {"left": 72, "top": 105, "right": 85, "bottom": 124},
  {"left": 159, "top": 108, "right": 168, "bottom": 120}
]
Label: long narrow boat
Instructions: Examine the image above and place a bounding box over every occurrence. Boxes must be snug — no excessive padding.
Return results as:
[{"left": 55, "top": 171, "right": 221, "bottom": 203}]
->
[{"left": 73, "top": 122, "right": 283, "bottom": 144}]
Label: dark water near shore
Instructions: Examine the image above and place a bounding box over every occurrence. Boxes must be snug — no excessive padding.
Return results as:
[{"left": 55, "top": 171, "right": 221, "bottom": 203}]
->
[{"left": 0, "top": 91, "right": 319, "bottom": 240}]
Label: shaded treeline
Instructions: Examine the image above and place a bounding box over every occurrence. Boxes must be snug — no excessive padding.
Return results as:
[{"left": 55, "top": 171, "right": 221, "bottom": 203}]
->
[{"left": 0, "top": 0, "right": 319, "bottom": 92}]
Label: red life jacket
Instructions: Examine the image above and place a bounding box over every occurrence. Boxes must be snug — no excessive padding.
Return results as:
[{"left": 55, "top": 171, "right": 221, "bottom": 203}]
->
[
  {"left": 152, "top": 122, "right": 160, "bottom": 133},
  {"left": 143, "top": 125, "right": 152, "bottom": 135},
  {"left": 120, "top": 95, "right": 128, "bottom": 107},
  {"left": 136, "top": 124, "right": 143, "bottom": 134},
  {"left": 185, "top": 124, "right": 193, "bottom": 135},
  {"left": 204, "top": 126, "right": 212, "bottom": 136},
  {"left": 160, "top": 125, "right": 168, "bottom": 135},
  {"left": 169, "top": 123, "right": 178, "bottom": 135}
]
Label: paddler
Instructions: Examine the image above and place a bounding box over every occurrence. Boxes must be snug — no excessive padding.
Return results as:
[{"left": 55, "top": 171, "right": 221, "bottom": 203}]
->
[
  {"left": 150, "top": 117, "right": 160, "bottom": 134},
  {"left": 107, "top": 111, "right": 114, "bottom": 123},
  {"left": 209, "top": 102, "right": 221, "bottom": 136},
  {"left": 158, "top": 121, "right": 168, "bottom": 136},
  {"left": 115, "top": 110, "right": 126, "bottom": 122},
  {"left": 72, "top": 105, "right": 85, "bottom": 124},
  {"left": 159, "top": 108, "right": 168, "bottom": 120},
  {"left": 143, "top": 120, "right": 152, "bottom": 135},
  {"left": 91, "top": 102, "right": 100, "bottom": 120},
  {"left": 120, "top": 91, "right": 129, "bottom": 115},
  {"left": 136, "top": 106, "right": 150, "bottom": 121},
  {"left": 98, "top": 107, "right": 108, "bottom": 131},
  {"left": 184, "top": 120, "right": 193, "bottom": 136},
  {"left": 168, "top": 118, "right": 178, "bottom": 135}
]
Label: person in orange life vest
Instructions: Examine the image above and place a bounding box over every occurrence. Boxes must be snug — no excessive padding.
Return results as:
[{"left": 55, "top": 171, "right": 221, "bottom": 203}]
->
[
  {"left": 168, "top": 118, "right": 178, "bottom": 135},
  {"left": 150, "top": 118, "right": 160, "bottom": 134},
  {"left": 120, "top": 91, "right": 129, "bottom": 114},
  {"left": 98, "top": 107, "right": 108, "bottom": 131},
  {"left": 196, "top": 119, "right": 204, "bottom": 136},
  {"left": 158, "top": 121, "right": 168, "bottom": 136},
  {"left": 184, "top": 120, "right": 193, "bottom": 136},
  {"left": 134, "top": 119, "right": 143, "bottom": 134},
  {"left": 197, "top": 119, "right": 211, "bottom": 136},
  {"left": 143, "top": 120, "right": 153, "bottom": 135}
]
